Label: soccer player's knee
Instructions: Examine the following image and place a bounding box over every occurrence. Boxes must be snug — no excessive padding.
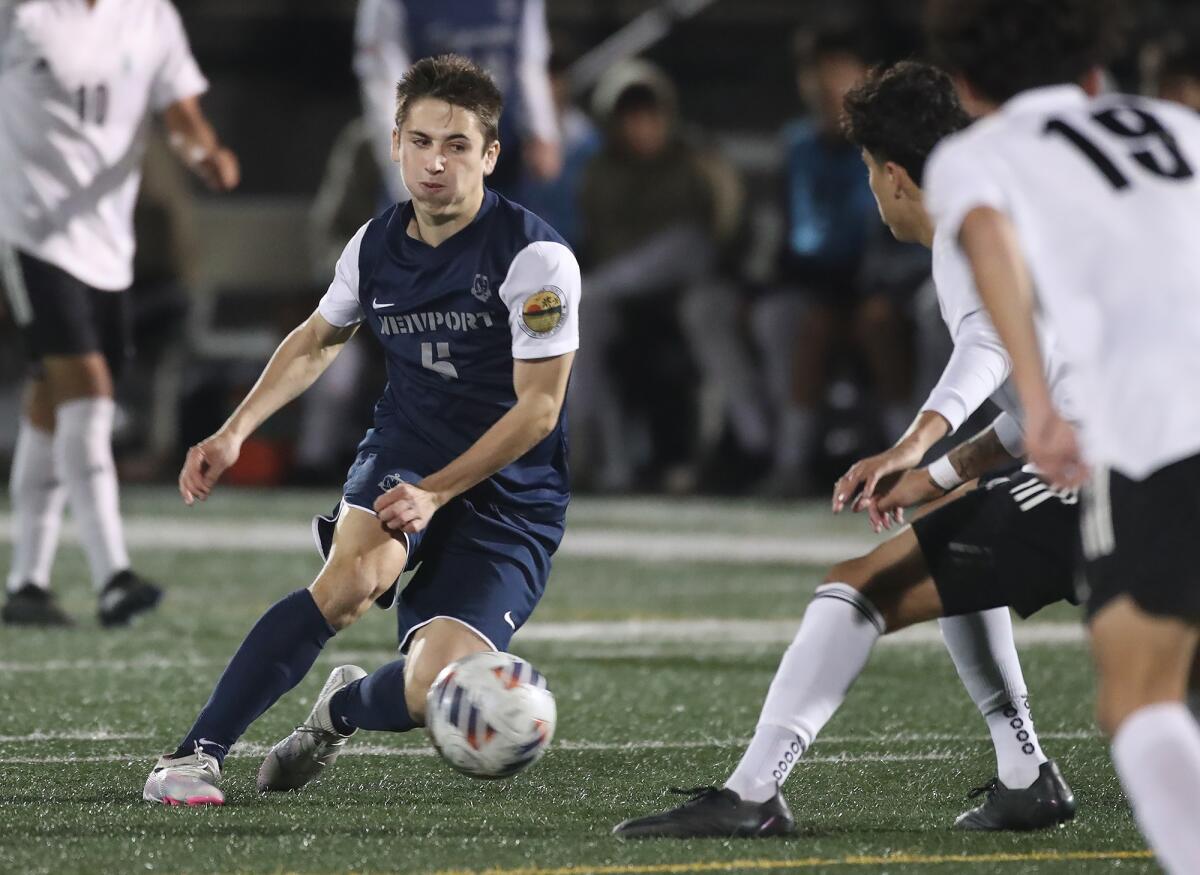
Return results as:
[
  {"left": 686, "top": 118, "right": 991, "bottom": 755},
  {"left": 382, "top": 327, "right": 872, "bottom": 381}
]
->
[
  {"left": 825, "top": 558, "right": 870, "bottom": 589},
  {"left": 403, "top": 662, "right": 441, "bottom": 722},
  {"left": 311, "top": 561, "right": 389, "bottom": 629}
]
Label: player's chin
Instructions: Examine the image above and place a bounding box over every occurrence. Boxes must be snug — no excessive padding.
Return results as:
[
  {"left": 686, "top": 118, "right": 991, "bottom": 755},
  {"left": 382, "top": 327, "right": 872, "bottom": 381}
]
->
[{"left": 413, "top": 184, "right": 454, "bottom": 206}]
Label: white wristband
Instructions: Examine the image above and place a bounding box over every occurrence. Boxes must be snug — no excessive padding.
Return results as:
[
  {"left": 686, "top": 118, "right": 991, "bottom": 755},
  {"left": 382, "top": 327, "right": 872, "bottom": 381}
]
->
[{"left": 928, "top": 455, "right": 963, "bottom": 492}]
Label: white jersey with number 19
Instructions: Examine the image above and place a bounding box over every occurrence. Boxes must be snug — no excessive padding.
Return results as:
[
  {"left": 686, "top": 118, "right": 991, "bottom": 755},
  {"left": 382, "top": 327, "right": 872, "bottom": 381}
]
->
[
  {"left": 0, "top": 0, "right": 207, "bottom": 291},
  {"left": 926, "top": 85, "right": 1200, "bottom": 480}
]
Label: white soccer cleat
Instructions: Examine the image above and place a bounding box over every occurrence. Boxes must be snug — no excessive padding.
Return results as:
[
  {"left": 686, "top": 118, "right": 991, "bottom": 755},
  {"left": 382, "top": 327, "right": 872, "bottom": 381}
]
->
[
  {"left": 256, "top": 664, "right": 368, "bottom": 792},
  {"left": 143, "top": 744, "right": 224, "bottom": 806}
]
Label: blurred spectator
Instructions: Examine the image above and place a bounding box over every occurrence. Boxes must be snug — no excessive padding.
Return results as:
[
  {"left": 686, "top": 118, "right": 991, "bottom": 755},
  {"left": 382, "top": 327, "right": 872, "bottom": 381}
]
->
[
  {"left": 573, "top": 60, "right": 769, "bottom": 492},
  {"left": 354, "top": 0, "right": 561, "bottom": 201},
  {"left": 751, "top": 27, "right": 926, "bottom": 496},
  {"left": 1155, "top": 30, "right": 1200, "bottom": 110},
  {"left": 517, "top": 51, "right": 601, "bottom": 248}
]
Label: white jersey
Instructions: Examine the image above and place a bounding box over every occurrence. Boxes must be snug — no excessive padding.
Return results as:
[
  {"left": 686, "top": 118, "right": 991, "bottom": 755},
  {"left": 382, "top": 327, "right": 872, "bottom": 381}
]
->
[
  {"left": 921, "top": 226, "right": 1078, "bottom": 448},
  {"left": 926, "top": 85, "right": 1200, "bottom": 480},
  {"left": 0, "top": 0, "right": 207, "bottom": 291}
]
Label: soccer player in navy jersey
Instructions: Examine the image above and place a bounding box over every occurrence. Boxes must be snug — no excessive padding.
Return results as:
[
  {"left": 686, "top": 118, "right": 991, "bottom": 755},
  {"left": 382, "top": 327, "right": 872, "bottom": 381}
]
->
[{"left": 143, "top": 54, "right": 580, "bottom": 805}]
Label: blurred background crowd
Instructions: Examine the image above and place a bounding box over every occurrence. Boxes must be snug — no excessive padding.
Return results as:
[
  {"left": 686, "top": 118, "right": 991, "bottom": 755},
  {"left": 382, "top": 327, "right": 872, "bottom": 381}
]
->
[{"left": 2, "top": 0, "right": 1198, "bottom": 498}]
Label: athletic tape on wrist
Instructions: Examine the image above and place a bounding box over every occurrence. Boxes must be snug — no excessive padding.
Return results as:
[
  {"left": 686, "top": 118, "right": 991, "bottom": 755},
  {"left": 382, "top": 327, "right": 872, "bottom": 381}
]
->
[{"left": 928, "top": 455, "right": 963, "bottom": 491}]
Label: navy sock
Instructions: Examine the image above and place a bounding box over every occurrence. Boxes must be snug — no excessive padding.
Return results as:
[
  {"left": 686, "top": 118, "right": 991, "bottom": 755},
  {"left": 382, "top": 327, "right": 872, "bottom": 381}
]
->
[
  {"left": 329, "top": 657, "right": 418, "bottom": 733},
  {"left": 173, "top": 589, "right": 335, "bottom": 764}
]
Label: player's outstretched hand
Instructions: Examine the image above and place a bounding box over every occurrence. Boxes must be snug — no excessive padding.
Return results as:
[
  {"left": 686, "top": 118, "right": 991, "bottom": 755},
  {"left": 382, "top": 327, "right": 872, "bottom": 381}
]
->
[
  {"left": 179, "top": 431, "right": 242, "bottom": 506},
  {"left": 1027, "top": 409, "right": 1088, "bottom": 489},
  {"left": 832, "top": 442, "right": 925, "bottom": 516},
  {"left": 857, "top": 467, "right": 955, "bottom": 533},
  {"left": 376, "top": 482, "right": 443, "bottom": 536},
  {"left": 196, "top": 146, "right": 240, "bottom": 192}
]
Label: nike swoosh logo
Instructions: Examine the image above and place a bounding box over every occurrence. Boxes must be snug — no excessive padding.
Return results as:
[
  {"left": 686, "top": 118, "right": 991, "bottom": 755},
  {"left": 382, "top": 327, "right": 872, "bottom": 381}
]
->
[
  {"left": 372, "top": 298, "right": 394, "bottom": 309},
  {"left": 504, "top": 611, "right": 516, "bottom": 630}
]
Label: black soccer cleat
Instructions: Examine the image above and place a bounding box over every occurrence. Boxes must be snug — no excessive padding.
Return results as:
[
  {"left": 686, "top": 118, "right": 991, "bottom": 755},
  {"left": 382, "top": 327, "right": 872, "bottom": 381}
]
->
[
  {"left": 613, "top": 786, "right": 796, "bottom": 839},
  {"left": 98, "top": 570, "right": 163, "bottom": 627},
  {"left": 954, "top": 760, "right": 1076, "bottom": 831},
  {"left": 1, "top": 583, "right": 74, "bottom": 627}
]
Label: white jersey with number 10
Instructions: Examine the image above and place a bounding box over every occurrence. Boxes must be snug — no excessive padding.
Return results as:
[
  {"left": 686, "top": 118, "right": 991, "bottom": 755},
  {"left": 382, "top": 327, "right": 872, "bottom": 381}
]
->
[{"left": 0, "top": 0, "right": 207, "bottom": 291}]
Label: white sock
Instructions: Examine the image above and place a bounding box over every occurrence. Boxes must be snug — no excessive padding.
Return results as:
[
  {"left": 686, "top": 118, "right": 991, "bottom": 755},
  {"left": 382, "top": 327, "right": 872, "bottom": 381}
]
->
[
  {"left": 7, "top": 419, "right": 66, "bottom": 592},
  {"left": 53, "top": 398, "right": 129, "bottom": 590},
  {"left": 726, "top": 583, "right": 884, "bottom": 802},
  {"left": 1111, "top": 703, "right": 1200, "bottom": 874},
  {"left": 939, "top": 609, "right": 1047, "bottom": 788},
  {"left": 774, "top": 406, "right": 818, "bottom": 473}
]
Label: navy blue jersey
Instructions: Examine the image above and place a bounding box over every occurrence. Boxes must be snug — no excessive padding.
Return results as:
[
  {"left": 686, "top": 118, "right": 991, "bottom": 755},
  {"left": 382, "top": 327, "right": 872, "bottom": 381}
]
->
[{"left": 318, "top": 189, "right": 580, "bottom": 521}]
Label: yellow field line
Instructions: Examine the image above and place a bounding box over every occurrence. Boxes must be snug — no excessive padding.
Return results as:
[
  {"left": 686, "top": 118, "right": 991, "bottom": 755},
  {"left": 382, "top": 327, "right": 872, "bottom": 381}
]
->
[{"left": 426, "top": 848, "right": 1154, "bottom": 875}]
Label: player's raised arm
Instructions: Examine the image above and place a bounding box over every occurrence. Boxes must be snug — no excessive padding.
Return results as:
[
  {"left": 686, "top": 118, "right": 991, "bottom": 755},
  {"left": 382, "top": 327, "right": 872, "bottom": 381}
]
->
[
  {"left": 149, "top": 0, "right": 239, "bottom": 192},
  {"left": 958, "top": 207, "right": 1085, "bottom": 487}
]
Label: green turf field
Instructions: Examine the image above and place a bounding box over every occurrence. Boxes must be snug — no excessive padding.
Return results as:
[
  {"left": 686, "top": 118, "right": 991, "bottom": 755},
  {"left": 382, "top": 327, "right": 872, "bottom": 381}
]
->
[{"left": 0, "top": 488, "right": 1154, "bottom": 874}]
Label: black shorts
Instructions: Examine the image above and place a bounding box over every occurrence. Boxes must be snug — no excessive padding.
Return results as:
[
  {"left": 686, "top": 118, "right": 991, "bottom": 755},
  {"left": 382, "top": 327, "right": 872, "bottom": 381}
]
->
[
  {"left": 1080, "top": 453, "right": 1200, "bottom": 622},
  {"left": 912, "top": 468, "right": 1080, "bottom": 619},
  {"left": 0, "top": 246, "right": 132, "bottom": 378}
]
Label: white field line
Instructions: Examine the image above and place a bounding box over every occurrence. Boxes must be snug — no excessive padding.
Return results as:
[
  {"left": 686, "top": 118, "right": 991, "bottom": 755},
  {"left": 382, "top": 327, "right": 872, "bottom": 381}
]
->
[
  {"left": 0, "top": 621, "right": 1086, "bottom": 673},
  {"left": 0, "top": 731, "right": 150, "bottom": 742},
  {"left": 0, "top": 514, "right": 875, "bottom": 565},
  {"left": 0, "top": 743, "right": 962, "bottom": 766},
  {"left": 0, "top": 730, "right": 1100, "bottom": 747}
]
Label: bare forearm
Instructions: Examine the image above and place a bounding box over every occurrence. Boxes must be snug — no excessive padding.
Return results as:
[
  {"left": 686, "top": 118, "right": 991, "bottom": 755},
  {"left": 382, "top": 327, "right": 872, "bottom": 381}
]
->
[
  {"left": 164, "top": 99, "right": 220, "bottom": 164},
  {"left": 946, "top": 425, "right": 1019, "bottom": 482},
  {"left": 897, "top": 409, "right": 952, "bottom": 459},
  {"left": 224, "top": 320, "right": 347, "bottom": 441},
  {"left": 418, "top": 398, "right": 559, "bottom": 503}
]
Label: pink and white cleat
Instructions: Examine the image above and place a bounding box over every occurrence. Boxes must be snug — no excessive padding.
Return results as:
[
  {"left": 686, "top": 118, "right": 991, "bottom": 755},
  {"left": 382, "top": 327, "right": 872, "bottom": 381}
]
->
[{"left": 143, "top": 744, "right": 224, "bottom": 806}]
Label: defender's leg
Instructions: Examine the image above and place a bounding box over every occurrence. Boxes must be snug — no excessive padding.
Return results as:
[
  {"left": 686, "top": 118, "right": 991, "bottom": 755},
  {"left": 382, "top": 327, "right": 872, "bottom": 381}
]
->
[
  {"left": 146, "top": 506, "right": 407, "bottom": 804},
  {"left": 3, "top": 378, "right": 71, "bottom": 626},
  {"left": 1094, "top": 598, "right": 1200, "bottom": 874}
]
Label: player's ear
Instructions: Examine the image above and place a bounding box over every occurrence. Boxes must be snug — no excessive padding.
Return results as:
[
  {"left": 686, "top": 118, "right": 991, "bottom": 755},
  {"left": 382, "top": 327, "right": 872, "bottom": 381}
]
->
[
  {"left": 481, "top": 139, "right": 500, "bottom": 177},
  {"left": 887, "top": 161, "right": 919, "bottom": 200},
  {"left": 391, "top": 127, "right": 401, "bottom": 163}
]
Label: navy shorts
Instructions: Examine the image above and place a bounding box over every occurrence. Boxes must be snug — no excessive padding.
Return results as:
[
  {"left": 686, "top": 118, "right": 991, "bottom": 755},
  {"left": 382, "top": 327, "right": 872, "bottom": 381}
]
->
[{"left": 335, "top": 442, "right": 565, "bottom": 652}]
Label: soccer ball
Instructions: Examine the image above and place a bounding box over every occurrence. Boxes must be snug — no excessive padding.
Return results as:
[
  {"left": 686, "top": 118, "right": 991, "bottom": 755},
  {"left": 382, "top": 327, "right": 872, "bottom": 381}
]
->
[{"left": 425, "top": 651, "right": 556, "bottom": 779}]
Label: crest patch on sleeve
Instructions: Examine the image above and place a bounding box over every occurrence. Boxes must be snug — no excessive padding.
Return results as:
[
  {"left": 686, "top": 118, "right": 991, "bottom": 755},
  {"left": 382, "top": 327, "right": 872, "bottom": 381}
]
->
[{"left": 520, "top": 287, "right": 566, "bottom": 338}]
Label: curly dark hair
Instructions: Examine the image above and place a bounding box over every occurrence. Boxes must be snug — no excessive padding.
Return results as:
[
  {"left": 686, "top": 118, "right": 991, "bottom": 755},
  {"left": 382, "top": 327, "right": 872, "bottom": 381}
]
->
[
  {"left": 925, "top": 0, "right": 1130, "bottom": 104},
  {"left": 394, "top": 54, "right": 504, "bottom": 147},
  {"left": 841, "top": 61, "right": 971, "bottom": 186}
]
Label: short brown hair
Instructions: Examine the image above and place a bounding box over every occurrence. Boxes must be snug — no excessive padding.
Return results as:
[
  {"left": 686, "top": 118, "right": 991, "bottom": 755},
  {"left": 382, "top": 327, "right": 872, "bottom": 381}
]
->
[
  {"left": 925, "top": 0, "right": 1129, "bottom": 104},
  {"left": 394, "top": 54, "right": 504, "bottom": 147},
  {"left": 841, "top": 61, "right": 971, "bottom": 186}
]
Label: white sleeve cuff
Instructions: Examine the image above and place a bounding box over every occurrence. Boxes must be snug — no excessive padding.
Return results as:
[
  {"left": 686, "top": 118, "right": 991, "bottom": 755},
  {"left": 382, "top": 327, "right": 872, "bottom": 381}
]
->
[
  {"left": 921, "top": 390, "right": 969, "bottom": 435},
  {"left": 499, "top": 241, "right": 581, "bottom": 359}
]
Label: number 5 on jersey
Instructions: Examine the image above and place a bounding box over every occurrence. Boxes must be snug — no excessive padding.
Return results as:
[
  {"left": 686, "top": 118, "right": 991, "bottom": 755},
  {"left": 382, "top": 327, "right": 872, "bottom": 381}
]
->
[{"left": 421, "top": 342, "right": 458, "bottom": 380}]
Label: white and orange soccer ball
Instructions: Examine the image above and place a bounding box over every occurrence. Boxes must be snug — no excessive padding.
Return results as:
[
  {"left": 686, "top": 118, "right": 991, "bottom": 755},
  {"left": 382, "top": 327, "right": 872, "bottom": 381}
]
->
[{"left": 425, "top": 651, "right": 556, "bottom": 779}]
